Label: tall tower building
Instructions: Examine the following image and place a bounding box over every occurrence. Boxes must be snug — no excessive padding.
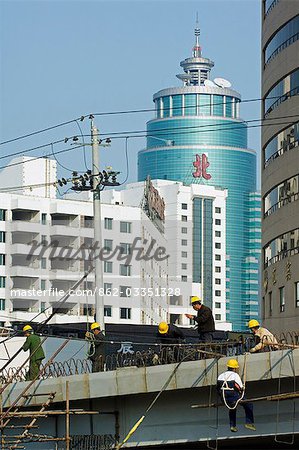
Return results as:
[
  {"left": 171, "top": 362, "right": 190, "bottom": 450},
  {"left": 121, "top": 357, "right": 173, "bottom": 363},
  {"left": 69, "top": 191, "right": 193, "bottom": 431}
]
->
[
  {"left": 262, "top": 0, "right": 299, "bottom": 332},
  {"left": 138, "top": 24, "right": 261, "bottom": 330}
]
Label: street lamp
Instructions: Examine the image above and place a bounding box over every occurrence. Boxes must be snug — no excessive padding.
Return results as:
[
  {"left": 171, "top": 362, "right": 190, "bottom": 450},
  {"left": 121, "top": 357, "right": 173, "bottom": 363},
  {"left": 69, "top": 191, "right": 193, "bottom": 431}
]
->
[{"left": 146, "top": 135, "right": 175, "bottom": 147}]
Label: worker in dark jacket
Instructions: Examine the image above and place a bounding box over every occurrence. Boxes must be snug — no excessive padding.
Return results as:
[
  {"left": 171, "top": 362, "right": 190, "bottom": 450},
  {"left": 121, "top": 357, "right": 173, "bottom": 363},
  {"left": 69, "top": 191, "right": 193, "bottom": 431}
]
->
[
  {"left": 86, "top": 322, "right": 105, "bottom": 372},
  {"left": 22, "top": 325, "right": 45, "bottom": 381},
  {"left": 157, "top": 322, "right": 185, "bottom": 344},
  {"left": 185, "top": 296, "right": 215, "bottom": 342}
]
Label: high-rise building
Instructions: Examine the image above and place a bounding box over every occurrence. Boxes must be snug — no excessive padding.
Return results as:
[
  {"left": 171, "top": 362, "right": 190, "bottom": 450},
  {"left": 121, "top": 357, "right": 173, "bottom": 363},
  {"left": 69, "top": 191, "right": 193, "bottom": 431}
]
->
[
  {"left": 262, "top": 0, "right": 299, "bottom": 332},
  {"left": 138, "top": 26, "right": 261, "bottom": 330}
]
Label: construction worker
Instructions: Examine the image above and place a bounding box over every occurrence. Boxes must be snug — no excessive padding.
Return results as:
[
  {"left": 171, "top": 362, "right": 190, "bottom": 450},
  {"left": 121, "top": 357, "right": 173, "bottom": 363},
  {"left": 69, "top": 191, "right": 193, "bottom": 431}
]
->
[
  {"left": 157, "top": 322, "right": 185, "bottom": 344},
  {"left": 248, "top": 319, "right": 278, "bottom": 353},
  {"left": 217, "top": 359, "right": 255, "bottom": 433},
  {"left": 185, "top": 296, "right": 215, "bottom": 342},
  {"left": 22, "top": 325, "right": 45, "bottom": 381},
  {"left": 86, "top": 322, "right": 105, "bottom": 372}
]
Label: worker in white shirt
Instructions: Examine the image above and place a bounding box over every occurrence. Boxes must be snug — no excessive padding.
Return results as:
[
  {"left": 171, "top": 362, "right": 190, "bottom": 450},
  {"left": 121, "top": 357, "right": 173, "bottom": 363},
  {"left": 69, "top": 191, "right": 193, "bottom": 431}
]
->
[{"left": 217, "top": 359, "right": 255, "bottom": 433}]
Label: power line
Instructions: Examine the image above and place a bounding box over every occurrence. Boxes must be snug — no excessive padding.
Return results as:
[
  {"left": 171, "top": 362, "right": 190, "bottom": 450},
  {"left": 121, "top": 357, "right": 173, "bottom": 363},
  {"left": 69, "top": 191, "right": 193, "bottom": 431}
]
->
[
  {"left": 0, "top": 144, "right": 84, "bottom": 171},
  {"left": 97, "top": 113, "right": 299, "bottom": 139},
  {"left": 0, "top": 113, "right": 297, "bottom": 176},
  {"left": 0, "top": 94, "right": 287, "bottom": 147}
]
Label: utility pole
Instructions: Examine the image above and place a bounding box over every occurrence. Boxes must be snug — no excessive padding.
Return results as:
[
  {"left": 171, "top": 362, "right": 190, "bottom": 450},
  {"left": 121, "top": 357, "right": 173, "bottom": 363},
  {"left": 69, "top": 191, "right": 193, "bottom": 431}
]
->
[{"left": 91, "top": 118, "right": 105, "bottom": 331}]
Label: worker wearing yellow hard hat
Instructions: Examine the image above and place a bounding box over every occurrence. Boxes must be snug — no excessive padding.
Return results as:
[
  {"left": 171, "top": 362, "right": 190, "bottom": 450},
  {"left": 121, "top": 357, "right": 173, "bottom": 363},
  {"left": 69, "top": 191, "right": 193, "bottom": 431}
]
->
[
  {"left": 21, "top": 325, "right": 45, "bottom": 381},
  {"left": 86, "top": 322, "right": 105, "bottom": 372},
  {"left": 185, "top": 296, "right": 215, "bottom": 343},
  {"left": 247, "top": 319, "right": 278, "bottom": 353},
  {"left": 217, "top": 359, "right": 255, "bottom": 433},
  {"left": 157, "top": 322, "right": 185, "bottom": 344}
]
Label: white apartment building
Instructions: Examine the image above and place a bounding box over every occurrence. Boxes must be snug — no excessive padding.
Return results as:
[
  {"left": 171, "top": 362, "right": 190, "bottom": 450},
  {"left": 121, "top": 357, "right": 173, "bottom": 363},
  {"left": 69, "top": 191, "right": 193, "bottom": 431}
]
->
[
  {"left": 102, "top": 180, "right": 231, "bottom": 330},
  {"left": 0, "top": 159, "right": 169, "bottom": 327}
]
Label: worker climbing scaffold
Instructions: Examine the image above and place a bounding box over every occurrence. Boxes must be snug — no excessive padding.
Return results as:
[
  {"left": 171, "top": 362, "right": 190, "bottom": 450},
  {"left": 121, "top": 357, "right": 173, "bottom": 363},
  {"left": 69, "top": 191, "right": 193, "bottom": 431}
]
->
[{"left": 217, "top": 358, "right": 255, "bottom": 433}]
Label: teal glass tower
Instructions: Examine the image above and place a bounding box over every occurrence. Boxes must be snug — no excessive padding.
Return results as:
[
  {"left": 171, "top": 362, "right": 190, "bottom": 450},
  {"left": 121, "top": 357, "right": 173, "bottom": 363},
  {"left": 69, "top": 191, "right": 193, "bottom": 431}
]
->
[{"left": 138, "top": 25, "right": 261, "bottom": 330}]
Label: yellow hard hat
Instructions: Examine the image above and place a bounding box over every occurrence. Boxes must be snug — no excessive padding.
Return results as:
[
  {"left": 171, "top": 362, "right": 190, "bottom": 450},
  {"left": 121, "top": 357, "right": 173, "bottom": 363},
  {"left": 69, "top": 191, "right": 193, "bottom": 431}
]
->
[
  {"left": 23, "top": 325, "right": 33, "bottom": 332},
  {"left": 248, "top": 319, "right": 260, "bottom": 328},
  {"left": 191, "top": 296, "right": 201, "bottom": 304},
  {"left": 158, "top": 322, "right": 169, "bottom": 334},
  {"left": 90, "top": 322, "right": 101, "bottom": 331},
  {"left": 227, "top": 359, "right": 239, "bottom": 369}
]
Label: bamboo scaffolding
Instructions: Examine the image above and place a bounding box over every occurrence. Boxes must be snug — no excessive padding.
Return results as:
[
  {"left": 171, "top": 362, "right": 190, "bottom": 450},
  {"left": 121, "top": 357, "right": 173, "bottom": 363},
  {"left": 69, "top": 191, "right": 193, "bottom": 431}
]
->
[
  {"left": 191, "top": 391, "right": 299, "bottom": 408},
  {"left": 3, "top": 410, "right": 99, "bottom": 417}
]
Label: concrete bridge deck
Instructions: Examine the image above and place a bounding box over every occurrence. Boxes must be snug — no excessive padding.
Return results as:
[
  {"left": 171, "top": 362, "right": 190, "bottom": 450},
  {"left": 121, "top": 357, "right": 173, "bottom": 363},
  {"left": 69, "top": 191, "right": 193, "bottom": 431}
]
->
[{"left": 1, "top": 348, "right": 299, "bottom": 448}]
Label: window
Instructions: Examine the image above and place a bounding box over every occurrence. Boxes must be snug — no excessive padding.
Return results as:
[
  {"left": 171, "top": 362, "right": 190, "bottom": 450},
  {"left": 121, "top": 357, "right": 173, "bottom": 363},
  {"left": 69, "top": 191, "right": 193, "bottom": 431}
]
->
[
  {"left": 215, "top": 266, "right": 221, "bottom": 273},
  {"left": 181, "top": 215, "right": 187, "bottom": 222},
  {"left": 104, "top": 306, "right": 112, "bottom": 317},
  {"left": 215, "top": 255, "right": 221, "bottom": 261},
  {"left": 104, "top": 239, "right": 113, "bottom": 252},
  {"left": 215, "top": 290, "right": 221, "bottom": 296},
  {"left": 215, "top": 314, "right": 222, "bottom": 320},
  {"left": 279, "top": 286, "right": 285, "bottom": 312},
  {"left": 41, "top": 213, "right": 47, "bottom": 225},
  {"left": 181, "top": 263, "right": 187, "bottom": 270},
  {"left": 215, "top": 219, "right": 221, "bottom": 225},
  {"left": 119, "top": 243, "right": 131, "bottom": 255},
  {"left": 120, "top": 307, "right": 131, "bottom": 319},
  {"left": 215, "top": 231, "right": 221, "bottom": 237},
  {"left": 104, "top": 261, "right": 113, "bottom": 273},
  {"left": 104, "top": 218, "right": 113, "bottom": 230},
  {"left": 40, "top": 280, "right": 46, "bottom": 290},
  {"left": 265, "top": 15, "right": 299, "bottom": 65},
  {"left": 120, "top": 221, "right": 131, "bottom": 233},
  {"left": 0, "top": 299, "right": 5, "bottom": 310},
  {"left": 0, "top": 231, "right": 5, "bottom": 243},
  {"left": 215, "top": 207, "right": 221, "bottom": 213},
  {"left": 265, "top": 68, "right": 299, "bottom": 116},
  {"left": 181, "top": 275, "right": 187, "bottom": 282},
  {"left": 41, "top": 235, "right": 47, "bottom": 244},
  {"left": 181, "top": 227, "right": 187, "bottom": 234},
  {"left": 120, "top": 286, "right": 131, "bottom": 297},
  {"left": 41, "top": 302, "right": 46, "bottom": 313},
  {"left": 215, "top": 278, "right": 221, "bottom": 285},
  {"left": 0, "top": 277, "right": 5, "bottom": 288},
  {"left": 104, "top": 283, "right": 112, "bottom": 294},
  {"left": 295, "top": 282, "right": 299, "bottom": 308},
  {"left": 215, "top": 302, "right": 221, "bottom": 308},
  {"left": 0, "top": 254, "right": 5, "bottom": 265},
  {"left": 0, "top": 210, "right": 6, "bottom": 221},
  {"left": 181, "top": 251, "right": 187, "bottom": 258},
  {"left": 181, "top": 203, "right": 187, "bottom": 210},
  {"left": 120, "top": 264, "right": 131, "bottom": 276},
  {"left": 41, "top": 258, "right": 46, "bottom": 269},
  {"left": 215, "top": 243, "right": 221, "bottom": 249},
  {"left": 181, "top": 239, "right": 187, "bottom": 246}
]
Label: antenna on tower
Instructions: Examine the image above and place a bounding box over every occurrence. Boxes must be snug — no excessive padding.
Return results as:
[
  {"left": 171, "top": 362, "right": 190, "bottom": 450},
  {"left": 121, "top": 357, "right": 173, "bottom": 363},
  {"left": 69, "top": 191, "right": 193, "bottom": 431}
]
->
[{"left": 193, "top": 13, "right": 201, "bottom": 58}]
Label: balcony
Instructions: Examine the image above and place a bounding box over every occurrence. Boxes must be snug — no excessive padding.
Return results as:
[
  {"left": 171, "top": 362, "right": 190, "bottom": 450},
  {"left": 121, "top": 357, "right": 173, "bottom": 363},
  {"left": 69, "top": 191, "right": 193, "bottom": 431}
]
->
[{"left": 10, "top": 221, "right": 42, "bottom": 233}]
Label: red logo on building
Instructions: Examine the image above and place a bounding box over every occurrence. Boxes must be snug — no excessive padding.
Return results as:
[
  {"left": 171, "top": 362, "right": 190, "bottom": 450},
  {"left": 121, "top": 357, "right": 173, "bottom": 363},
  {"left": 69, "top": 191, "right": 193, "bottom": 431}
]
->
[{"left": 192, "top": 154, "right": 211, "bottom": 180}]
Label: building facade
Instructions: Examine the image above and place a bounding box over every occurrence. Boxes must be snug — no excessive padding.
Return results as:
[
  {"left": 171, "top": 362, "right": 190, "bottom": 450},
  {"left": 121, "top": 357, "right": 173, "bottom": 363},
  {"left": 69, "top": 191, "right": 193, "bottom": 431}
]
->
[
  {"left": 262, "top": 0, "right": 299, "bottom": 332},
  {"left": 102, "top": 180, "right": 231, "bottom": 330},
  {"left": 138, "top": 26, "right": 261, "bottom": 330}
]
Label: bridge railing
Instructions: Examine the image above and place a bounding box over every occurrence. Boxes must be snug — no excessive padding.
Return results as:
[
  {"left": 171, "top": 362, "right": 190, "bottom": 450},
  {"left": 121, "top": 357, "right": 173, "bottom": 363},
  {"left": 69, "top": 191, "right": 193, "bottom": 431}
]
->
[{"left": 1, "top": 332, "right": 298, "bottom": 383}]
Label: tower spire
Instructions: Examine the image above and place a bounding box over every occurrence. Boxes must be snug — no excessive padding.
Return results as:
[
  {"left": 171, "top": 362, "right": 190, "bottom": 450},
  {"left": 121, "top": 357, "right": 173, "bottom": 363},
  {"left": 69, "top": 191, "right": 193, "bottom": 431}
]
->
[{"left": 193, "top": 13, "right": 201, "bottom": 58}]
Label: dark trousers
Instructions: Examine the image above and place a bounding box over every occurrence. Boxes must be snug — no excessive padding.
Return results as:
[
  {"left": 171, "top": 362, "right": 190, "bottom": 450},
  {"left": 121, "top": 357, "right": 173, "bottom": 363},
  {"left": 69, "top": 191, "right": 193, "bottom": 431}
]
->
[
  {"left": 92, "top": 355, "right": 104, "bottom": 372},
  {"left": 26, "top": 359, "right": 42, "bottom": 381},
  {"left": 225, "top": 392, "right": 254, "bottom": 427},
  {"left": 198, "top": 332, "right": 213, "bottom": 343}
]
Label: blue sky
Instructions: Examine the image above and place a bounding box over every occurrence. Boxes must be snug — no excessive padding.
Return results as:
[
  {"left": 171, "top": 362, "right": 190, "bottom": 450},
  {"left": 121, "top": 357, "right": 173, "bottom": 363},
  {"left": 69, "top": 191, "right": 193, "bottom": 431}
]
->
[{"left": 0, "top": 0, "right": 261, "bottom": 187}]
